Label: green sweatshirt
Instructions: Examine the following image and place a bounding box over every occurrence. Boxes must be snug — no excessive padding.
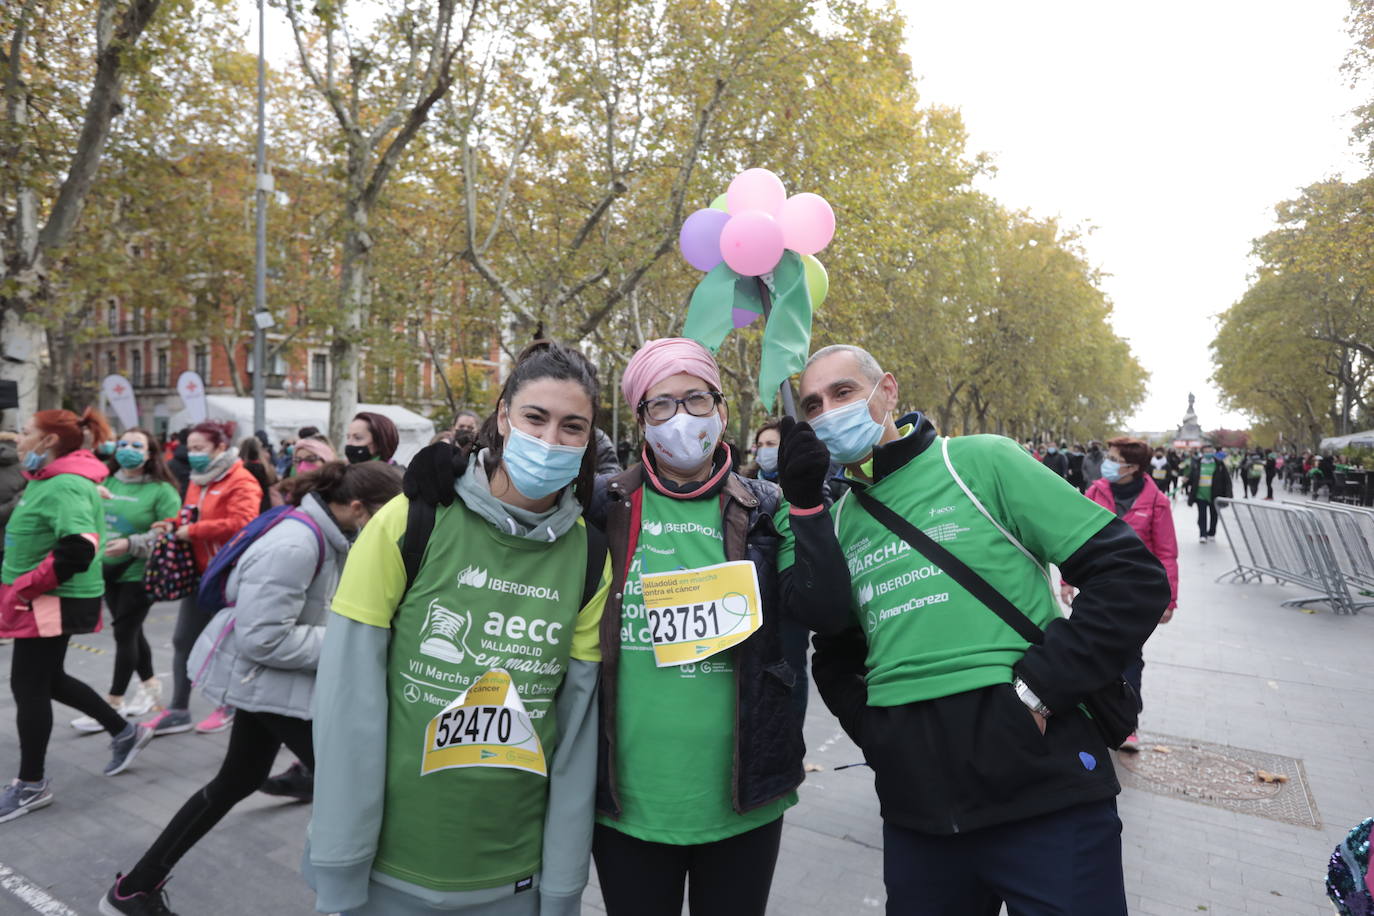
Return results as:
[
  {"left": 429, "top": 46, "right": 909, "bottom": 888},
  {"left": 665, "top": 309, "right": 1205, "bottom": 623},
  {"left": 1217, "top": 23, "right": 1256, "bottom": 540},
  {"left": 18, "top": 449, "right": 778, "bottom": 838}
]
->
[{"left": 103, "top": 473, "right": 182, "bottom": 583}]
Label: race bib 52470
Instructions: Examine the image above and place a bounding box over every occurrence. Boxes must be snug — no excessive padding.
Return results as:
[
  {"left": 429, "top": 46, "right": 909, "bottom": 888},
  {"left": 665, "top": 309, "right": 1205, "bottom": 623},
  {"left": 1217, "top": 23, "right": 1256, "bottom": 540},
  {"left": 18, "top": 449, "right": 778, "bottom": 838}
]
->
[
  {"left": 420, "top": 668, "right": 546, "bottom": 777},
  {"left": 639, "top": 560, "right": 762, "bottom": 667}
]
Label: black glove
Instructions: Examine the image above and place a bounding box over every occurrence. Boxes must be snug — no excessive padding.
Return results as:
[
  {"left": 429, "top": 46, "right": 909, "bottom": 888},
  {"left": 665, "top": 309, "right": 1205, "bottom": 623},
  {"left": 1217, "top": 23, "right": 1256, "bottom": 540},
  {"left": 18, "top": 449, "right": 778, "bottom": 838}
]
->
[
  {"left": 776, "top": 416, "right": 831, "bottom": 510},
  {"left": 402, "top": 441, "right": 465, "bottom": 507}
]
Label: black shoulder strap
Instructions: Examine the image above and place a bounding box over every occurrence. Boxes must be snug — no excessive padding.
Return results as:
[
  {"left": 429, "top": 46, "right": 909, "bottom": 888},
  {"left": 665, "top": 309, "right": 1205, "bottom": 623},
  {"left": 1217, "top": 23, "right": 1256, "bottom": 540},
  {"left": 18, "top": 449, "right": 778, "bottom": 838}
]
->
[
  {"left": 581, "top": 522, "right": 609, "bottom": 609},
  {"left": 852, "top": 488, "right": 1044, "bottom": 647},
  {"left": 401, "top": 498, "right": 437, "bottom": 594}
]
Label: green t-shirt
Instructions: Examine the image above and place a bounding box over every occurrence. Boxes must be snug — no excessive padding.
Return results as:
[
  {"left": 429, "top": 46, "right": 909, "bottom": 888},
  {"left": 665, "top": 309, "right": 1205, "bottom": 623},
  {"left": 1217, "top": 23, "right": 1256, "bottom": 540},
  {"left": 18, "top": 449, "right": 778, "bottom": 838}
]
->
[
  {"left": 331, "top": 494, "right": 607, "bottom": 892},
  {"left": 2, "top": 472, "right": 105, "bottom": 597},
  {"left": 777, "top": 434, "right": 1113, "bottom": 706},
  {"left": 600, "top": 487, "right": 795, "bottom": 845},
  {"left": 1197, "top": 458, "right": 1216, "bottom": 501},
  {"left": 103, "top": 475, "right": 182, "bottom": 582}
]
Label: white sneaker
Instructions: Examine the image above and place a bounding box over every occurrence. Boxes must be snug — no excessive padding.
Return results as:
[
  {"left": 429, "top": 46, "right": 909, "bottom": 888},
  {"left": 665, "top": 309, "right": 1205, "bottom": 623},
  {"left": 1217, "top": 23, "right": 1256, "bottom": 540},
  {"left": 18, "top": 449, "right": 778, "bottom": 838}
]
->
[
  {"left": 70, "top": 713, "right": 107, "bottom": 734},
  {"left": 121, "top": 680, "right": 160, "bottom": 718}
]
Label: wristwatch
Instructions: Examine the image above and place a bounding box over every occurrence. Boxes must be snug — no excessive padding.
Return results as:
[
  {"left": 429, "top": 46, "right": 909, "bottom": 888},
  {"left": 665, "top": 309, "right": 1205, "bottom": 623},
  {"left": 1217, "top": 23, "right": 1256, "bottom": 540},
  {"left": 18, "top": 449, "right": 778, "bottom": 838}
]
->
[{"left": 1013, "top": 676, "right": 1052, "bottom": 718}]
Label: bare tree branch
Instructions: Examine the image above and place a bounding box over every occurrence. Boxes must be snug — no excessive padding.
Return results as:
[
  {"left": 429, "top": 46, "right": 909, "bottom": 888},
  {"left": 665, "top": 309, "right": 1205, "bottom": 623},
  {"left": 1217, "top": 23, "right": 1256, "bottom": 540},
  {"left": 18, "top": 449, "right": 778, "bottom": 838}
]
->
[{"left": 38, "top": 0, "right": 162, "bottom": 253}]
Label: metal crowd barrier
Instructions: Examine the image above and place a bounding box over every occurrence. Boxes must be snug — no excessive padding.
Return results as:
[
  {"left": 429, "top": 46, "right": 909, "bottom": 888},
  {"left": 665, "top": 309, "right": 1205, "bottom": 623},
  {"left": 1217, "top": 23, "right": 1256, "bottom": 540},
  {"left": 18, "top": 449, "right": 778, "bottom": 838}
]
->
[
  {"left": 1214, "top": 498, "right": 1370, "bottom": 615},
  {"left": 1282, "top": 500, "right": 1374, "bottom": 595}
]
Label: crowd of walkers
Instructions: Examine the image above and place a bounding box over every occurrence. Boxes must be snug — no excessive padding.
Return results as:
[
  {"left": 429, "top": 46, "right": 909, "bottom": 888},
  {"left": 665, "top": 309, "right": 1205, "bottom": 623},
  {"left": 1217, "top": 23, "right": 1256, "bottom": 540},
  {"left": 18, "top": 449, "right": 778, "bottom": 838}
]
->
[{"left": 1, "top": 340, "right": 1188, "bottom": 916}]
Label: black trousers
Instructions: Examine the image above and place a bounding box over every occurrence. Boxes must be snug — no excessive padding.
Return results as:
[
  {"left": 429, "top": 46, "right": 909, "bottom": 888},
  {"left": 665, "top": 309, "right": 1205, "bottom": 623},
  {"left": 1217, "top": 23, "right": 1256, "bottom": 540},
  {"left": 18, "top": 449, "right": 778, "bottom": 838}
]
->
[
  {"left": 123, "top": 709, "right": 314, "bottom": 892},
  {"left": 882, "top": 800, "right": 1126, "bottom": 916},
  {"left": 10, "top": 633, "right": 127, "bottom": 781},
  {"left": 592, "top": 817, "right": 784, "bottom": 916},
  {"left": 1196, "top": 500, "right": 1218, "bottom": 536},
  {"left": 170, "top": 591, "right": 209, "bottom": 710},
  {"left": 105, "top": 578, "right": 155, "bottom": 696}
]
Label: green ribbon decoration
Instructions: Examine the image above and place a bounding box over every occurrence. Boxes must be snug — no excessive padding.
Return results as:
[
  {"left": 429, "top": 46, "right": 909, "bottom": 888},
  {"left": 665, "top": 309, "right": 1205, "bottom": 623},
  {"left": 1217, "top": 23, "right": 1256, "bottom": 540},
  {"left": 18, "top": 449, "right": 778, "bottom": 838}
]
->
[{"left": 758, "top": 250, "right": 813, "bottom": 409}]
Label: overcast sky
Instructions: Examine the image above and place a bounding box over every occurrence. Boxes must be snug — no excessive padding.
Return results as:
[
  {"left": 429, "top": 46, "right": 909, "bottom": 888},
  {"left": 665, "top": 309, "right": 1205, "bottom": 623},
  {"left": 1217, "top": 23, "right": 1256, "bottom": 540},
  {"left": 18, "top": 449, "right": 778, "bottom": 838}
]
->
[{"left": 897, "top": 0, "right": 1366, "bottom": 434}]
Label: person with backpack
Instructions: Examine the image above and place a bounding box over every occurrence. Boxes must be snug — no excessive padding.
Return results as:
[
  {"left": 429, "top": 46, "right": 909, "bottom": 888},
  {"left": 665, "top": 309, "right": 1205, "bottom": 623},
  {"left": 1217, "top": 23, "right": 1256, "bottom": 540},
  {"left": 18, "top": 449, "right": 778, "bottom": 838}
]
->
[
  {"left": 69, "top": 428, "right": 182, "bottom": 732},
  {"left": 774, "top": 345, "right": 1169, "bottom": 915},
  {"left": 141, "top": 421, "right": 262, "bottom": 738},
  {"left": 307, "top": 341, "right": 610, "bottom": 916},
  {"left": 100, "top": 460, "right": 401, "bottom": 915},
  {"left": 1, "top": 409, "right": 156, "bottom": 826}
]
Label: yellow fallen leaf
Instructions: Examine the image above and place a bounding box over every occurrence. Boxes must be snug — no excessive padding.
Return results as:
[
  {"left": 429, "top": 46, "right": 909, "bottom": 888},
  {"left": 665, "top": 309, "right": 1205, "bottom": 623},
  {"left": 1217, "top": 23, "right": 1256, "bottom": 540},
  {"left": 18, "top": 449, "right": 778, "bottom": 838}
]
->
[
  {"left": 804, "top": 763, "right": 825, "bottom": 773},
  {"left": 1151, "top": 745, "right": 1172, "bottom": 754}
]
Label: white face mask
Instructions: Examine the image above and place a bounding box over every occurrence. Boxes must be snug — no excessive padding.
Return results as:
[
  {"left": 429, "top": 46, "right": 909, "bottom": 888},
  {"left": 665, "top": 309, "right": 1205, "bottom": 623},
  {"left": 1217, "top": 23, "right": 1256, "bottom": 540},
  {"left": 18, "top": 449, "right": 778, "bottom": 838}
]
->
[{"left": 644, "top": 410, "right": 723, "bottom": 473}]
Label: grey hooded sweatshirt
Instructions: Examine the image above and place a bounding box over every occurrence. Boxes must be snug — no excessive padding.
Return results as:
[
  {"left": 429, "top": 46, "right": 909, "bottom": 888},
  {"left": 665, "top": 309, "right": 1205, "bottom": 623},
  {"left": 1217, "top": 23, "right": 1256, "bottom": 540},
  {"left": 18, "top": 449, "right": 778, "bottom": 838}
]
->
[{"left": 306, "top": 453, "right": 601, "bottom": 916}]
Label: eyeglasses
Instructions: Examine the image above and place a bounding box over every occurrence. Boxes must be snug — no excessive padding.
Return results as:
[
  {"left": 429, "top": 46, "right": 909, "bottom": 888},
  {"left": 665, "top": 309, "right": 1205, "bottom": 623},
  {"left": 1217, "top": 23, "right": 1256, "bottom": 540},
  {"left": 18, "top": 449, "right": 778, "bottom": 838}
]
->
[{"left": 638, "top": 390, "right": 723, "bottom": 422}]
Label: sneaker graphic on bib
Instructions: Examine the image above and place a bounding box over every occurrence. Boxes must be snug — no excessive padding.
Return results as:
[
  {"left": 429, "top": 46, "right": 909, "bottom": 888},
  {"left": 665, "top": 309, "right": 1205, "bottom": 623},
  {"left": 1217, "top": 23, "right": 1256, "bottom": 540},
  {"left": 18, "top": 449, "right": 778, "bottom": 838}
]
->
[{"left": 419, "top": 600, "right": 471, "bottom": 664}]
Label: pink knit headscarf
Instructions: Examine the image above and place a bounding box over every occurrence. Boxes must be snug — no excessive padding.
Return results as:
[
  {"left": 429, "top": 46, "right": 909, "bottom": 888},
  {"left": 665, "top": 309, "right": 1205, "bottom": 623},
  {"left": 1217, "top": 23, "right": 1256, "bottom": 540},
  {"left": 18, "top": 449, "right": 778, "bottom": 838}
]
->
[{"left": 621, "top": 338, "right": 722, "bottom": 408}]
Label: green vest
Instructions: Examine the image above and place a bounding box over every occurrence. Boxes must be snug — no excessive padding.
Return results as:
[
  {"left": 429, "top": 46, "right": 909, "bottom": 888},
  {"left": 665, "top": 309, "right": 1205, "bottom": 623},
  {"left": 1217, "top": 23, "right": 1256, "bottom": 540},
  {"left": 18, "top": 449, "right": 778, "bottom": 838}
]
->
[
  {"left": 1197, "top": 458, "right": 1215, "bottom": 501},
  {"left": 373, "top": 501, "right": 588, "bottom": 891}
]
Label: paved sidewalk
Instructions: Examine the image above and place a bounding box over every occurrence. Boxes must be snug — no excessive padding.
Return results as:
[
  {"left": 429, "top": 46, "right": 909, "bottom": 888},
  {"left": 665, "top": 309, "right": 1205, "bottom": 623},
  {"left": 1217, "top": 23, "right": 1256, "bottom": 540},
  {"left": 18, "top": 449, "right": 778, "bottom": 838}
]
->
[{"left": 0, "top": 497, "right": 1366, "bottom": 914}]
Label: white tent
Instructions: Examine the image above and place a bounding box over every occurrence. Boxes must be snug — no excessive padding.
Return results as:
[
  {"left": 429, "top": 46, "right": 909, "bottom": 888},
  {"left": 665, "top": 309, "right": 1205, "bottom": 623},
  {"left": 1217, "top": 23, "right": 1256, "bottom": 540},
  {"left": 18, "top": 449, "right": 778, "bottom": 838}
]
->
[
  {"left": 168, "top": 395, "right": 435, "bottom": 465},
  {"left": 1319, "top": 430, "right": 1374, "bottom": 452}
]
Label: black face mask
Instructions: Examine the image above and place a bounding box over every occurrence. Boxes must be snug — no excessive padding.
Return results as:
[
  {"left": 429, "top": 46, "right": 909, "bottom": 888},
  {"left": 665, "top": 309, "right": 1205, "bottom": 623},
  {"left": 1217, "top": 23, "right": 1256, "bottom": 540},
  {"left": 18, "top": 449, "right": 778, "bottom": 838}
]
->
[{"left": 345, "top": 444, "right": 374, "bottom": 464}]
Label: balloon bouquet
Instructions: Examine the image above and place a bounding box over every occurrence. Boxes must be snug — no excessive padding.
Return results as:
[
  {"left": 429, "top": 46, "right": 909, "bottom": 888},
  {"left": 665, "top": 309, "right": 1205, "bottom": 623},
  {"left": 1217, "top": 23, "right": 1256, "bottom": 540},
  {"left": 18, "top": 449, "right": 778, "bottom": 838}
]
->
[{"left": 678, "top": 168, "right": 836, "bottom": 412}]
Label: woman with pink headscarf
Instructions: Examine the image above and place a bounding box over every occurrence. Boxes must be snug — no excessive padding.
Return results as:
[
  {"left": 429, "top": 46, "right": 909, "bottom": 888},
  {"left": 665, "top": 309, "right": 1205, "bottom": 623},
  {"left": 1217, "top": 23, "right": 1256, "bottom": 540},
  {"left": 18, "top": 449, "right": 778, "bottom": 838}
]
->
[
  {"left": 588, "top": 338, "right": 804, "bottom": 915},
  {"left": 402, "top": 337, "right": 806, "bottom": 916}
]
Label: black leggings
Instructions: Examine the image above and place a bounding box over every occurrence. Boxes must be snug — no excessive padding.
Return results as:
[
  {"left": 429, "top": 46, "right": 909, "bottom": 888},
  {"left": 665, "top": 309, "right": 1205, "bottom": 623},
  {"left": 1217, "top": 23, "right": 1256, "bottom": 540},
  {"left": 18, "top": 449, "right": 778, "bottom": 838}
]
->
[
  {"left": 106, "top": 578, "right": 155, "bottom": 696},
  {"left": 10, "top": 634, "right": 128, "bottom": 781},
  {"left": 170, "top": 591, "right": 210, "bottom": 711},
  {"left": 122, "top": 709, "right": 314, "bottom": 892},
  {"left": 1196, "top": 500, "right": 1218, "bottom": 537},
  {"left": 592, "top": 817, "right": 784, "bottom": 916}
]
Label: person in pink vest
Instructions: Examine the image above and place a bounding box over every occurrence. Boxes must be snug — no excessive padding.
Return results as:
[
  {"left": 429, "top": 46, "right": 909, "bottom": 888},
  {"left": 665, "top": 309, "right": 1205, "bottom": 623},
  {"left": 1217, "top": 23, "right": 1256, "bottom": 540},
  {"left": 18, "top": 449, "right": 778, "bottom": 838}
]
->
[{"left": 1061, "top": 436, "right": 1177, "bottom": 749}]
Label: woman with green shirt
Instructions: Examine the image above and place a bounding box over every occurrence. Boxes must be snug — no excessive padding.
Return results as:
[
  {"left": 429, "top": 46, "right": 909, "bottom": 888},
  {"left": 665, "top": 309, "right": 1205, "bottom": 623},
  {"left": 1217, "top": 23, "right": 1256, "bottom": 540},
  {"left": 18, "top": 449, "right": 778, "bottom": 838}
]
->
[
  {"left": 308, "top": 341, "right": 610, "bottom": 916},
  {"left": 587, "top": 338, "right": 803, "bottom": 916},
  {"left": 71, "top": 428, "right": 182, "bottom": 731},
  {"left": 0, "top": 409, "right": 155, "bottom": 825}
]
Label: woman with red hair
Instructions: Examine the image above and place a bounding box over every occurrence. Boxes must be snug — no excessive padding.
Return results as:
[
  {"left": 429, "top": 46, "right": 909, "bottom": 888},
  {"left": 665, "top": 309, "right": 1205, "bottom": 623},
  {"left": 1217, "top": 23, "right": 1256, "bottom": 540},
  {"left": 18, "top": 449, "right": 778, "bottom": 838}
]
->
[
  {"left": 141, "top": 421, "right": 262, "bottom": 738},
  {"left": 346, "top": 411, "right": 401, "bottom": 465},
  {"left": 0, "top": 409, "right": 155, "bottom": 823}
]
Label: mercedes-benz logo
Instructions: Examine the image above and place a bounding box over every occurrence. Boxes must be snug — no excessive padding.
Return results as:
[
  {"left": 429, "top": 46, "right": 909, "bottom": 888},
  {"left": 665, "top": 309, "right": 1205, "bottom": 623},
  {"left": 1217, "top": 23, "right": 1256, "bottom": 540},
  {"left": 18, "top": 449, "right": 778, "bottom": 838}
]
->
[{"left": 403, "top": 683, "right": 422, "bottom": 704}]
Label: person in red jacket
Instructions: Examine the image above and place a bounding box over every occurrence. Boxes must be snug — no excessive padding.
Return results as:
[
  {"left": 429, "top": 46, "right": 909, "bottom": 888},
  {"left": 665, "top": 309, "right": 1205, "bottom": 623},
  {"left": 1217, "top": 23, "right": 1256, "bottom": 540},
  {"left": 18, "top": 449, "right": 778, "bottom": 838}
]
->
[
  {"left": 1062, "top": 436, "right": 1177, "bottom": 749},
  {"left": 141, "top": 421, "right": 261, "bottom": 738}
]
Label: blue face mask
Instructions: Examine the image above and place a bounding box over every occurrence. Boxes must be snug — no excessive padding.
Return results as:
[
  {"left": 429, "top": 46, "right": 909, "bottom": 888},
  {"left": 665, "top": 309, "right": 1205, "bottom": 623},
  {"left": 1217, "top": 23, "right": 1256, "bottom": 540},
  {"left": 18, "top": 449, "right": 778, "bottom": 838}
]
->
[
  {"left": 755, "top": 446, "right": 779, "bottom": 474},
  {"left": 1100, "top": 458, "right": 1123, "bottom": 483},
  {"left": 502, "top": 425, "right": 586, "bottom": 500},
  {"left": 810, "top": 382, "right": 885, "bottom": 465},
  {"left": 188, "top": 452, "right": 212, "bottom": 472},
  {"left": 22, "top": 450, "right": 47, "bottom": 472},
  {"left": 115, "top": 447, "right": 147, "bottom": 469}
]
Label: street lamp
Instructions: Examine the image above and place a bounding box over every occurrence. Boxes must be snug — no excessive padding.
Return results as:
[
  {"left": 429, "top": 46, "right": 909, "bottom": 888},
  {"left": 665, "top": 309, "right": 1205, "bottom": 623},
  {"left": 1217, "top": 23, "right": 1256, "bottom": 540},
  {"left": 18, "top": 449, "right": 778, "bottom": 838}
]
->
[{"left": 251, "top": 0, "right": 273, "bottom": 435}]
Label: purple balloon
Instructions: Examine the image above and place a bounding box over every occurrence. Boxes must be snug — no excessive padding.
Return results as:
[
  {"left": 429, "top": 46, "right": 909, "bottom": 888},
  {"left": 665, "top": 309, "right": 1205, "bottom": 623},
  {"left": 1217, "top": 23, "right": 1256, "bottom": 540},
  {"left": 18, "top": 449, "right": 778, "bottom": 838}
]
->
[
  {"left": 733, "top": 308, "right": 761, "bottom": 329},
  {"left": 679, "top": 208, "right": 731, "bottom": 272}
]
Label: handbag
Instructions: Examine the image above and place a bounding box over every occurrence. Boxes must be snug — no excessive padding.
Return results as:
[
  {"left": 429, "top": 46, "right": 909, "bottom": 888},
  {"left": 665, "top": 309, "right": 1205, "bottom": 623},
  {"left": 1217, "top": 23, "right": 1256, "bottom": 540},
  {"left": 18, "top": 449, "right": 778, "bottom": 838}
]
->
[
  {"left": 851, "top": 487, "right": 1139, "bottom": 747},
  {"left": 143, "top": 506, "right": 200, "bottom": 602}
]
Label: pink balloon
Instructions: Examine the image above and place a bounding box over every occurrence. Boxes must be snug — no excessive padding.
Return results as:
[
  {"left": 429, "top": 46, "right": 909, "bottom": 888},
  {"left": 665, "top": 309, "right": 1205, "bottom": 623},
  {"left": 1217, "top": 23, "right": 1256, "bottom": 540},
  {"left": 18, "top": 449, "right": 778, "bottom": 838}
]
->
[
  {"left": 726, "top": 168, "right": 787, "bottom": 216},
  {"left": 780, "top": 193, "right": 836, "bottom": 255},
  {"left": 719, "top": 210, "right": 785, "bottom": 277}
]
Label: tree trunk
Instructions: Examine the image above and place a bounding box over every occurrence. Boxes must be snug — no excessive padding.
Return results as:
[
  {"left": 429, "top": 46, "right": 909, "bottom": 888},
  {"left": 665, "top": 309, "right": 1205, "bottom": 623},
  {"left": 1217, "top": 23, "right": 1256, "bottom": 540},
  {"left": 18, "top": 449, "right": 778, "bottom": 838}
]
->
[
  {"left": 330, "top": 186, "right": 369, "bottom": 445},
  {"left": 0, "top": 309, "right": 46, "bottom": 425}
]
